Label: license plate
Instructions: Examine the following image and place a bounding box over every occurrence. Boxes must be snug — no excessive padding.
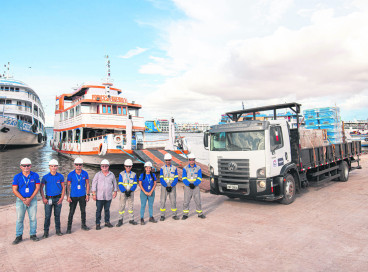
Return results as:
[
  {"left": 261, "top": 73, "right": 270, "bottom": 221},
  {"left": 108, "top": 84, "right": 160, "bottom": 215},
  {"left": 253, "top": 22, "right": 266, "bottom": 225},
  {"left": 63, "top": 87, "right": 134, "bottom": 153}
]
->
[{"left": 227, "top": 184, "right": 238, "bottom": 190}]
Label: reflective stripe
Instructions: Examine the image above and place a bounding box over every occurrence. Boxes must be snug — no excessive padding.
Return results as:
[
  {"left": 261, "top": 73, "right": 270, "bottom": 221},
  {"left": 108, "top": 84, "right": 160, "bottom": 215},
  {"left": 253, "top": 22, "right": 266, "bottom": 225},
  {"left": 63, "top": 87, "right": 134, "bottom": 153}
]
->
[
  {"left": 196, "top": 210, "right": 202, "bottom": 213},
  {"left": 128, "top": 210, "right": 133, "bottom": 214},
  {"left": 122, "top": 183, "right": 129, "bottom": 186},
  {"left": 182, "top": 177, "right": 188, "bottom": 180},
  {"left": 119, "top": 211, "right": 125, "bottom": 214},
  {"left": 171, "top": 208, "right": 177, "bottom": 211},
  {"left": 188, "top": 178, "right": 196, "bottom": 182},
  {"left": 183, "top": 210, "right": 189, "bottom": 213},
  {"left": 132, "top": 182, "right": 138, "bottom": 184},
  {"left": 197, "top": 177, "right": 202, "bottom": 181},
  {"left": 160, "top": 175, "right": 164, "bottom": 178},
  {"left": 118, "top": 182, "right": 124, "bottom": 185},
  {"left": 174, "top": 175, "right": 178, "bottom": 178},
  {"left": 160, "top": 208, "right": 166, "bottom": 212}
]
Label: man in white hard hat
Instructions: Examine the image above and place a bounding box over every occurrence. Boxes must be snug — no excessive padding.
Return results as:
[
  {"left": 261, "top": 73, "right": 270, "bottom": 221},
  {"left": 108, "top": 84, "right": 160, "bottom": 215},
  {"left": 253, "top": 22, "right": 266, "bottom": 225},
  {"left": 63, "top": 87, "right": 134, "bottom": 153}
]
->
[
  {"left": 92, "top": 159, "right": 117, "bottom": 230},
  {"left": 182, "top": 154, "right": 206, "bottom": 219},
  {"left": 116, "top": 159, "right": 138, "bottom": 227},
  {"left": 40, "top": 159, "right": 66, "bottom": 238},
  {"left": 159, "top": 153, "right": 179, "bottom": 221},
  {"left": 66, "top": 157, "right": 90, "bottom": 234},
  {"left": 12, "top": 158, "right": 41, "bottom": 244}
]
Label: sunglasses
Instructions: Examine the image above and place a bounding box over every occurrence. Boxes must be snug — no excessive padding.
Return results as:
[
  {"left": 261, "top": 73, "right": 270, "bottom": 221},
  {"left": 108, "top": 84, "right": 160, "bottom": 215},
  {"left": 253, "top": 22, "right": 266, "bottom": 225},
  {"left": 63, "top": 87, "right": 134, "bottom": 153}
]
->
[
  {"left": 101, "top": 165, "right": 109, "bottom": 168},
  {"left": 165, "top": 160, "right": 171, "bottom": 161},
  {"left": 75, "top": 164, "right": 83, "bottom": 166},
  {"left": 21, "top": 165, "right": 31, "bottom": 167},
  {"left": 189, "top": 159, "right": 195, "bottom": 161},
  {"left": 125, "top": 165, "right": 132, "bottom": 168},
  {"left": 50, "top": 165, "right": 58, "bottom": 167}
]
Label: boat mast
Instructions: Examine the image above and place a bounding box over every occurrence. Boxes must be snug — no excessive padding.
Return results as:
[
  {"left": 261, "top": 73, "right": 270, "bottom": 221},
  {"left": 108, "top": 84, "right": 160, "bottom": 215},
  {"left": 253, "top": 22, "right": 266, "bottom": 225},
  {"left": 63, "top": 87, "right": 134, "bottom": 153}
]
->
[{"left": 1, "top": 62, "right": 11, "bottom": 79}]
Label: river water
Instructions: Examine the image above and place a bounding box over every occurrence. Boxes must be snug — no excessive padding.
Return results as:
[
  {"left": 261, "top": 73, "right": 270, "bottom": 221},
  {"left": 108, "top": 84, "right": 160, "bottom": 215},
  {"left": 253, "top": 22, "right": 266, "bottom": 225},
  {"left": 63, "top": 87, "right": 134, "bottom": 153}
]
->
[{"left": 0, "top": 129, "right": 208, "bottom": 206}]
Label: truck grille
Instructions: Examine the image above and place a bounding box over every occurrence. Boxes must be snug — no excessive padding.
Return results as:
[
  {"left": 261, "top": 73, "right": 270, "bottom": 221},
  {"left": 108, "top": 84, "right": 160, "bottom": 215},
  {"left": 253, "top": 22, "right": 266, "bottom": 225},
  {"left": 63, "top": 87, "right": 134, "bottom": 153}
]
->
[{"left": 218, "top": 158, "right": 250, "bottom": 183}]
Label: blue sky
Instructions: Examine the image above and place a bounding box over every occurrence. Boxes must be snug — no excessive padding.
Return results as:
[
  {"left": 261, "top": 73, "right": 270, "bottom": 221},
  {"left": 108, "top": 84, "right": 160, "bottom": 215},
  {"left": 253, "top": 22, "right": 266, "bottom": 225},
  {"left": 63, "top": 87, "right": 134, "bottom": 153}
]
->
[{"left": 1, "top": 0, "right": 368, "bottom": 126}]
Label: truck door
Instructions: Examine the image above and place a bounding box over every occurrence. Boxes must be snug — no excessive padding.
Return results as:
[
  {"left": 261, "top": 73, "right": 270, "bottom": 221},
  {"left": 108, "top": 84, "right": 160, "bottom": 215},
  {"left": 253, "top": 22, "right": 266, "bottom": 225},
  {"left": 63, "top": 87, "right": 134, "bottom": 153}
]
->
[{"left": 269, "top": 125, "right": 291, "bottom": 177}]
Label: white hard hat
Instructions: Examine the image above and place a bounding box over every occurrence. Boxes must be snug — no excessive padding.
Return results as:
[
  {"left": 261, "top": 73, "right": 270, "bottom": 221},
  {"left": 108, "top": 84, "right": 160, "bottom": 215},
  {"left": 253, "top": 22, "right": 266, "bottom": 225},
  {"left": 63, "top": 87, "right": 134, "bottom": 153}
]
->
[
  {"left": 164, "top": 153, "right": 172, "bottom": 160},
  {"left": 20, "top": 158, "right": 32, "bottom": 165},
  {"left": 144, "top": 161, "right": 153, "bottom": 168},
  {"left": 74, "top": 157, "right": 83, "bottom": 164},
  {"left": 124, "top": 159, "right": 133, "bottom": 166},
  {"left": 101, "top": 159, "right": 110, "bottom": 165},
  {"left": 188, "top": 153, "right": 196, "bottom": 159},
  {"left": 49, "top": 159, "right": 59, "bottom": 166}
]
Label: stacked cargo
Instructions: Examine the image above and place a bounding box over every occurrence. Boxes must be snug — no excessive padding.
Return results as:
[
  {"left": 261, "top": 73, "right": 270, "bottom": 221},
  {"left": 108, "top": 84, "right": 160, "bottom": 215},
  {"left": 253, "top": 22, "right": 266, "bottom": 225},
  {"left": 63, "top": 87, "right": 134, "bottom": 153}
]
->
[{"left": 303, "top": 107, "right": 343, "bottom": 144}]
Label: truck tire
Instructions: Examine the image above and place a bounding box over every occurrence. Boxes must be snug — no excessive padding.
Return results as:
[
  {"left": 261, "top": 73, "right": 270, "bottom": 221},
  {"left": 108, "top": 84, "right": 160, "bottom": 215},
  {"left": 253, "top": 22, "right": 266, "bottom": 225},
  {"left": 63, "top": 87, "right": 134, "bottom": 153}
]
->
[
  {"left": 338, "top": 161, "right": 349, "bottom": 182},
  {"left": 279, "top": 174, "right": 296, "bottom": 205}
]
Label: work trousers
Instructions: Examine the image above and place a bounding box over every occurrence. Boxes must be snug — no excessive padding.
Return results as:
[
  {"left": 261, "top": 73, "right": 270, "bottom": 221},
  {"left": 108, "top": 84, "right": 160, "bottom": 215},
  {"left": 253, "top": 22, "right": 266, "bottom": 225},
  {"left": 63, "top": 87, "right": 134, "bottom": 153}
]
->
[
  {"left": 44, "top": 197, "right": 62, "bottom": 232},
  {"left": 16, "top": 197, "right": 37, "bottom": 237},
  {"left": 118, "top": 192, "right": 134, "bottom": 220},
  {"left": 67, "top": 196, "right": 87, "bottom": 228},
  {"left": 96, "top": 200, "right": 112, "bottom": 224},
  {"left": 183, "top": 186, "right": 203, "bottom": 216},
  {"left": 160, "top": 186, "right": 177, "bottom": 216},
  {"left": 140, "top": 190, "right": 155, "bottom": 218}
]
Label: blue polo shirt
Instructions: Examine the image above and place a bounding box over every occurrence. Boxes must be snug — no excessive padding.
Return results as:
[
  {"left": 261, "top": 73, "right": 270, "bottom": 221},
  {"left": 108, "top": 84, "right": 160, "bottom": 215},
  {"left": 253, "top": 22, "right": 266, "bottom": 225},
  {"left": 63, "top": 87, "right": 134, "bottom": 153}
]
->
[
  {"left": 139, "top": 173, "right": 156, "bottom": 192},
  {"left": 67, "top": 170, "right": 89, "bottom": 197},
  {"left": 12, "top": 171, "right": 40, "bottom": 198},
  {"left": 41, "top": 172, "right": 64, "bottom": 197}
]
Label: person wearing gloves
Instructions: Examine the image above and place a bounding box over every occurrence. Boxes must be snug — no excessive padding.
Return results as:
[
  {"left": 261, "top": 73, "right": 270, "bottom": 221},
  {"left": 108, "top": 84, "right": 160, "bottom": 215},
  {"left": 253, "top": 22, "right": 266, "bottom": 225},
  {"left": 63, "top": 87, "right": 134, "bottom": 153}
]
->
[
  {"left": 92, "top": 159, "right": 117, "bottom": 230},
  {"left": 159, "top": 153, "right": 179, "bottom": 221},
  {"left": 40, "top": 159, "right": 66, "bottom": 238},
  {"left": 66, "top": 157, "right": 90, "bottom": 234},
  {"left": 138, "top": 161, "right": 157, "bottom": 225},
  {"left": 116, "top": 159, "right": 138, "bottom": 227},
  {"left": 182, "top": 154, "right": 206, "bottom": 220},
  {"left": 12, "top": 158, "right": 41, "bottom": 245}
]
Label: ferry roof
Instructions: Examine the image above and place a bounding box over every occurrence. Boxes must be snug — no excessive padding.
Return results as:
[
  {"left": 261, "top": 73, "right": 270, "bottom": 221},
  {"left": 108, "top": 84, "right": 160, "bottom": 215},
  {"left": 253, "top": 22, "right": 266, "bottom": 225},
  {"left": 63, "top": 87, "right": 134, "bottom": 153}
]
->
[
  {"left": 0, "top": 78, "right": 43, "bottom": 102},
  {"left": 59, "top": 83, "right": 122, "bottom": 100}
]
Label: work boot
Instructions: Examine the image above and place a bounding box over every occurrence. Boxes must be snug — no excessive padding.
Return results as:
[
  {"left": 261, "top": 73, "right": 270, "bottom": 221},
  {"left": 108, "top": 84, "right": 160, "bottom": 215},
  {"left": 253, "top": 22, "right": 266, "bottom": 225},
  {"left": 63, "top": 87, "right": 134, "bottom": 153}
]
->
[
  {"left": 96, "top": 224, "right": 101, "bottom": 230},
  {"left": 160, "top": 216, "right": 165, "bottom": 221},
  {"left": 56, "top": 230, "right": 63, "bottom": 236},
  {"left": 129, "top": 220, "right": 138, "bottom": 225},
  {"left": 43, "top": 231, "right": 49, "bottom": 238},
  {"left": 116, "top": 219, "right": 123, "bottom": 227},
  {"left": 198, "top": 214, "right": 206, "bottom": 219},
  {"left": 66, "top": 228, "right": 72, "bottom": 234},
  {"left": 81, "top": 225, "right": 90, "bottom": 231},
  {"left": 149, "top": 217, "right": 157, "bottom": 223},
  {"left": 181, "top": 215, "right": 188, "bottom": 220},
  {"left": 30, "top": 235, "right": 39, "bottom": 242},
  {"left": 140, "top": 218, "right": 145, "bottom": 225},
  {"left": 12, "top": 235, "right": 22, "bottom": 245},
  {"left": 172, "top": 215, "right": 179, "bottom": 220},
  {"left": 105, "top": 222, "right": 113, "bottom": 228}
]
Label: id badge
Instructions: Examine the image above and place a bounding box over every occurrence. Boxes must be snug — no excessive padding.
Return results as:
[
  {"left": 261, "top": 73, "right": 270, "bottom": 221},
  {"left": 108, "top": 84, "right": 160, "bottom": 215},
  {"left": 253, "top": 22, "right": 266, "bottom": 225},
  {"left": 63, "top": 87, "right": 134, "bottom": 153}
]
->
[
  {"left": 77, "top": 185, "right": 81, "bottom": 190},
  {"left": 25, "top": 188, "right": 29, "bottom": 193},
  {"left": 48, "top": 198, "right": 52, "bottom": 205},
  {"left": 148, "top": 186, "right": 151, "bottom": 190}
]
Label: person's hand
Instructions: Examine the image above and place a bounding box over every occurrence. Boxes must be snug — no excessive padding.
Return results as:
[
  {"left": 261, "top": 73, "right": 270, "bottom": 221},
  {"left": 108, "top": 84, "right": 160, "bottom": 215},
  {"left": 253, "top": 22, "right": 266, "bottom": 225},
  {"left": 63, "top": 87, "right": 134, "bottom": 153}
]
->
[
  {"left": 42, "top": 197, "right": 48, "bottom": 204},
  {"left": 24, "top": 198, "right": 31, "bottom": 206},
  {"left": 67, "top": 197, "right": 72, "bottom": 203},
  {"left": 93, "top": 195, "right": 96, "bottom": 201},
  {"left": 57, "top": 197, "right": 63, "bottom": 205},
  {"left": 113, "top": 191, "right": 117, "bottom": 199},
  {"left": 189, "top": 184, "right": 195, "bottom": 189},
  {"left": 86, "top": 195, "right": 89, "bottom": 202}
]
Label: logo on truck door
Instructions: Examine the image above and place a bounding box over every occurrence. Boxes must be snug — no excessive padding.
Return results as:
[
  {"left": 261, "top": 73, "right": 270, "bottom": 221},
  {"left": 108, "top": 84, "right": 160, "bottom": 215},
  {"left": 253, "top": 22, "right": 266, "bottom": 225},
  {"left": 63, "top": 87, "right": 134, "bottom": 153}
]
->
[
  {"left": 278, "top": 158, "right": 284, "bottom": 166},
  {"left": 228, "top": 162, "right": 238, "bottom": 171}
]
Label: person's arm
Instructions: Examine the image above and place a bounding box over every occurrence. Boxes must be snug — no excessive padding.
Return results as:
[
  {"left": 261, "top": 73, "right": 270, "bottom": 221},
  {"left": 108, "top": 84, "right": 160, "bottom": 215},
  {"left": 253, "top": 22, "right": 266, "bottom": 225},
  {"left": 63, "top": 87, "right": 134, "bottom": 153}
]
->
[
  {"left": 85, "top": 171, "right": 90, "bottom": 202},
  {"left": 112, "top": 174, "right": 117, "bottom": 199},
  {"left": 131, "top": 174, "right": 138, "bottom": 191},
  {"left": 149, "top": 174, "right": 157, "bottom": 196},
  {"left": 67, "top": 181, "right": 72, "bottom": 202},
  {"left": 171, "top": 168, "right": 178, "bottom": 187},
  {"left": 138, "top": 175, "right": 149, "bottom": 195},
  {"left": 194, "top": 168, "right": 202, "bottom": 186},
  {"left": 92, "top": 173, "right": 98, "bottom": 201},
  {"left": 58, "top": 176, "right": 65, "bottom": 204},
  {"left": 182, "top": 168, "right": 190, "bottom": 186},
  {"left": 40, "top": 177, "right": 47, "bottom": 204},
  {"left": 160, "top": 168, "right": 167, "bottom": 187},
  {"left": 118, "top": 174, "right": 126, "bottom": 192}
]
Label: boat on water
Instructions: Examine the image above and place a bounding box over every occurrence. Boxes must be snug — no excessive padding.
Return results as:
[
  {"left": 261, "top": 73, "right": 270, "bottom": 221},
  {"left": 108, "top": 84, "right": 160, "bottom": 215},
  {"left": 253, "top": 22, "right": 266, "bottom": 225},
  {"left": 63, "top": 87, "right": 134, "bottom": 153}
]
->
[
  {"left": 51, "top": 57, "right": 189, "bottom": 166},
  {"left": 0, "top": 64, "right": 47, "bottom": 149},
  {"left": 344, "top": 120, "right": 368, "bottom": 147}
]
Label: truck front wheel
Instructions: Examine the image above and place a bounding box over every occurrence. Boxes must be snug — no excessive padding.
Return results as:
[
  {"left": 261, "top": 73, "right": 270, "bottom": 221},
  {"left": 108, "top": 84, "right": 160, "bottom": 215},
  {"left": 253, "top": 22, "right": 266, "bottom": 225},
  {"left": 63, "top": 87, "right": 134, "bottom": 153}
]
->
[
  {"left": 338, "top": 161, "right": 349, "bottom": 182},
  {"left": 279, "top": 174, "right": 296, "bottom": 205}
]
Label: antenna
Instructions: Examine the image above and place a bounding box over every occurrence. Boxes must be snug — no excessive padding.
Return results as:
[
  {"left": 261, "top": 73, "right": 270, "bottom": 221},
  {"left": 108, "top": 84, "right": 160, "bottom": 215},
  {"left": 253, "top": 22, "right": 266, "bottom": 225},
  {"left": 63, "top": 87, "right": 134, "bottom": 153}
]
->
[
  {"left": 102, "top": 55, "right": 113, "bottom": 87},
  {"left": 1, "top": 62, "right": 12, "bottom": 78}
]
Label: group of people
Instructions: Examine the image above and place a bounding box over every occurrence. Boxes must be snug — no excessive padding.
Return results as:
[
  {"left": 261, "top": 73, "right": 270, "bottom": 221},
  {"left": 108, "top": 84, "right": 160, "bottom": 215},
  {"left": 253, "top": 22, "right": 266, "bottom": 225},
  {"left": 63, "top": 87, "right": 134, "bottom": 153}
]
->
[{"left": 12, "top": 153, "right": 205, "bottom": 245}]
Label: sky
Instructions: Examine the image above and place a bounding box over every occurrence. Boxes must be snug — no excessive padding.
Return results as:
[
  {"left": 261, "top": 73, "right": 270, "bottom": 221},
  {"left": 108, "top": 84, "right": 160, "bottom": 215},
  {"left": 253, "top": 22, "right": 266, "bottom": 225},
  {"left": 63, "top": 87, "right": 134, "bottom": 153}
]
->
[{"left": 1, "top": 0, "right": 368, "bottom": 126}]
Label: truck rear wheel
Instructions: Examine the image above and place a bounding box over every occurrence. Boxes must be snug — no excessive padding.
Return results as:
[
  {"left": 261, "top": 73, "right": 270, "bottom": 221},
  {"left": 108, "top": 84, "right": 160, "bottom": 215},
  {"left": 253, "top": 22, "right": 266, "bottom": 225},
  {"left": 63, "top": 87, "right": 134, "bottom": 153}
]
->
[
  {"left": 338, "top": 161, "right": 349, "bottom": 182},
  {"left": 279, "top": 174, "right": 296, "bottom": 205}
]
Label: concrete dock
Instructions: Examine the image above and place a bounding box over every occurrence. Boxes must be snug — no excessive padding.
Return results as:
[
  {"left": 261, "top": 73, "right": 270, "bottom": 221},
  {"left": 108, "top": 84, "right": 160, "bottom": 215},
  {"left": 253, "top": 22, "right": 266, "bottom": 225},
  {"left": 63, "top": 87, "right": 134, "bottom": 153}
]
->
[{"left": 1, "top": 155, "right": 368, "bottom": 271}]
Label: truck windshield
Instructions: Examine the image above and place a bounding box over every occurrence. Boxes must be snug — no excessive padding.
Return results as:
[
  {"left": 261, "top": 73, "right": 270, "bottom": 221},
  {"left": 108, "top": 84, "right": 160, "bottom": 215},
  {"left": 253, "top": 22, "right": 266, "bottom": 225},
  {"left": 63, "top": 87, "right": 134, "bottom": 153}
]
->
[{"left": 210, "top": 131, "right": 265, "bottom": 151}]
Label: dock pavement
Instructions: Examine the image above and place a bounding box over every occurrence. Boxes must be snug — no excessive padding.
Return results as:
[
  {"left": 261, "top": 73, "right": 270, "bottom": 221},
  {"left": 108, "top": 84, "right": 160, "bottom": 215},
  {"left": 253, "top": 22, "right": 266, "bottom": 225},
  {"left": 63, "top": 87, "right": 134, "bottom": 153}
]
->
[{"left": 1, "top": 155, "right": 368, "bottom": 271}]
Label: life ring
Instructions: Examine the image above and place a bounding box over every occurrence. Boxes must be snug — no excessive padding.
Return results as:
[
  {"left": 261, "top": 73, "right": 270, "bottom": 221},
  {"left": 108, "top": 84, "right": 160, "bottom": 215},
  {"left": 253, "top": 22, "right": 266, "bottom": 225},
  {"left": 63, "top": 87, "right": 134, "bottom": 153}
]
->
[
  {"left": 114, "top": 135, "right": 123, "bottom": 144},
  {"left": 99, "top": 142, "right": 107, "bottom": 156}
]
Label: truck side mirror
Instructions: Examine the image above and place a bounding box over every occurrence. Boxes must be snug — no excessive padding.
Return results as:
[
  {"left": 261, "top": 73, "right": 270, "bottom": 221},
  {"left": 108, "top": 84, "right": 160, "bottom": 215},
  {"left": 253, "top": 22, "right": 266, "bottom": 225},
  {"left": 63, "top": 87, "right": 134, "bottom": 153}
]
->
[{"left": 203, "top": 131, "right": 209, "bottom": 149}]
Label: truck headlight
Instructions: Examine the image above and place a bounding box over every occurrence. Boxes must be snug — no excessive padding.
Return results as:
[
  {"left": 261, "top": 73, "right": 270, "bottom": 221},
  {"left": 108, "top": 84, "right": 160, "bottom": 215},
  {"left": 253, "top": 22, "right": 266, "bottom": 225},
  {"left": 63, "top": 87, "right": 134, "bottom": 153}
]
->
[
  {"left": 210, "top": 165, "right": 214, "bottom": 177},
  {"left": 257, "top": 167, "right": 266, "bottom": 178},
  {"left": 258, "top": 180, "right": 266, "bottom": 188}
]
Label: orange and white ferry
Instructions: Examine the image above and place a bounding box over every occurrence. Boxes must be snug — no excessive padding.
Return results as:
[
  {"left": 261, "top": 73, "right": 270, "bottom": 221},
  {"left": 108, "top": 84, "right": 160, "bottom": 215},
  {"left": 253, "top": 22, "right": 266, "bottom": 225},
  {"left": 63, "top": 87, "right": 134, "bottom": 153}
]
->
[{"left": 51, "top": 57, "right": 189, "bottom": 166}]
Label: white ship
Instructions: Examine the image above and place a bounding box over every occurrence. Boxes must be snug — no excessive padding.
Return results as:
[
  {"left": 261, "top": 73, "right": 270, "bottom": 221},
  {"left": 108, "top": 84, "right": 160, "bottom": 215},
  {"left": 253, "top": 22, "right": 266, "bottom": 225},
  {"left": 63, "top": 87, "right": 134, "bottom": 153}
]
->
[
  {"left": 344, "top": 120, "right": 368, "bottom": 147},
  {"left": 0, "top": 64, "right": 46, "bottom": 149}
]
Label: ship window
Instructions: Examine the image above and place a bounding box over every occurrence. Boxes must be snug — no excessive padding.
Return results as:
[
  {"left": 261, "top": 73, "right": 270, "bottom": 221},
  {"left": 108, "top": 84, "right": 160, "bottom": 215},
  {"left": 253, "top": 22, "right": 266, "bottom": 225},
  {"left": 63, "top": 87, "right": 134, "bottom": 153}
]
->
[
  {"left": 70, "top": 108, "right": 74, "bottom": 118},
  {"left": 10, "top": 87, "right": 14, "bottom": 91},
  {"left": 5, "top": 87, "right": 9, "bottom": 91},
  {"left": 6, "top": 100, "right": 11, "bottom": 104},
  {"left": 107, "top": 105, "right": 111, "bottom": 114},
  {"left": 64, "top": 111, "right": 68, "bottom": 119},
  {"left": 102, "top": 105, "right": 107, "bottom": 114},
  {"left": 112, "top": 105, "right": 117, "bottom": 114},
  {"left": 0, "top": 99, "right": 4, "bottom": 104},
  {"left": 118, "top": 107, "right": 122, "bottom": 115},
  {"left": 15, "top": 88, "right": 19, "bottom": 92},
  {"left": 123, "top": 107, "right": 127, "bottom": 115}
]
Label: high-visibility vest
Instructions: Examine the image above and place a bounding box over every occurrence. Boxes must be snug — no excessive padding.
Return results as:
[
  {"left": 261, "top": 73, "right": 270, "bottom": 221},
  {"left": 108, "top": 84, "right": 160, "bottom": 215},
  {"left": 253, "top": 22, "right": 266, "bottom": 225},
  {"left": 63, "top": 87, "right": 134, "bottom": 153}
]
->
[
  {"left": 184, "top": 165, "right": 200, "bottom": 184},
  {"left": 161, "top": 165, "right": 177, "bottom": 186},
  {"left": 119, "top": 171, "right": 137, "bottom": 191}
]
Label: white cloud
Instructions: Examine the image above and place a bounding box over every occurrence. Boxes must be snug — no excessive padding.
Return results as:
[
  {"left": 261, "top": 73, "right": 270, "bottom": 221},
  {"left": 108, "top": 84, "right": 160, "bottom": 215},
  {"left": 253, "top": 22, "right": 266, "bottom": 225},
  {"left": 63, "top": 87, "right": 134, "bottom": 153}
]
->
[
  {"left": 118, "top": 47, "right": 148, "bottom": 59},
  {"left": 139, "top": 0, "right": 368, "bottom": 124}
]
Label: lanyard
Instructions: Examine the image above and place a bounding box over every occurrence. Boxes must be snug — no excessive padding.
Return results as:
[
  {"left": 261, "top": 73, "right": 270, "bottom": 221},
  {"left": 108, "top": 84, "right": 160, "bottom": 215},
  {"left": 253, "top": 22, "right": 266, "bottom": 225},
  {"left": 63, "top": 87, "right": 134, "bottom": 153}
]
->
[
  {"left": 125, "top": 171, "right": 132, "bottom": 183},
  {"left": 75, "top": 171, "right": 82, "bottom": 185},
  {"left": 22, "top": 174, "right": 31, "bottom": 188},
  {"left": 165, "top": 165, "right": 172, "bottom": 177},
  {"left": 145, "top": 174, "right": 152, "bottom": 185},
  {"left": 188, "top": 165, "right": 196, "bottom": 177}
]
